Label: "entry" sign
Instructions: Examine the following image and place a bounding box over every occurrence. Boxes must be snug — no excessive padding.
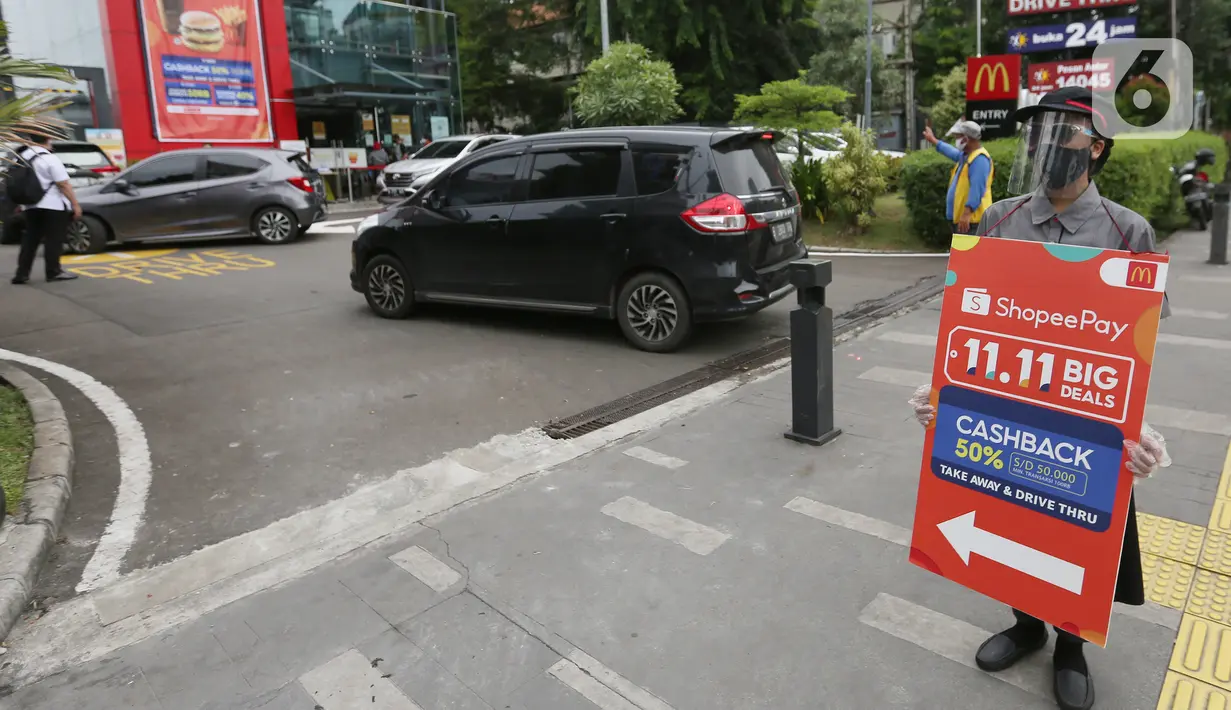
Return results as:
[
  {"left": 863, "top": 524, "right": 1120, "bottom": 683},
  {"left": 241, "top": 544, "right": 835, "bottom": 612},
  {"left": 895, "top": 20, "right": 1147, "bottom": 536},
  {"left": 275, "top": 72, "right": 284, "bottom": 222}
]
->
[{"left": 909, "top": 235, "right": 1167, "bottom": 646}]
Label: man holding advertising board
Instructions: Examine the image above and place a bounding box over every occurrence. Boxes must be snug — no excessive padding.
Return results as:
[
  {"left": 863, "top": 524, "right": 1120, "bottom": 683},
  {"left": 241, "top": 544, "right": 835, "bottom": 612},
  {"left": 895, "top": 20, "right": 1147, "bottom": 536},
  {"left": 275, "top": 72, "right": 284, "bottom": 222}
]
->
[{"left": 908, "top": 86, "right": 1171, "bottom": 710}]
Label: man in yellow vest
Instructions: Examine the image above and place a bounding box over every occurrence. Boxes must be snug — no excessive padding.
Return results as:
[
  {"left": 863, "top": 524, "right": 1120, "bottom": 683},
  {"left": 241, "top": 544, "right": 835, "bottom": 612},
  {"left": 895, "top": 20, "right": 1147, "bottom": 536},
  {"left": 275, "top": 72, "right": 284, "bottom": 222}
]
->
[{"left": 923, "top": 120, "right": 993, "bottom": 234}]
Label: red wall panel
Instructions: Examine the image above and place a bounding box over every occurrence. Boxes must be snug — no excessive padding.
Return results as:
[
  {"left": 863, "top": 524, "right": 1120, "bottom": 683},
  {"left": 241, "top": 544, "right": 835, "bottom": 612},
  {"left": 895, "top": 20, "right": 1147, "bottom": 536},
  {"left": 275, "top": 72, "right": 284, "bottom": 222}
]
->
[{"left": 98, "top": 0, "right": 299, "bottom": 163}]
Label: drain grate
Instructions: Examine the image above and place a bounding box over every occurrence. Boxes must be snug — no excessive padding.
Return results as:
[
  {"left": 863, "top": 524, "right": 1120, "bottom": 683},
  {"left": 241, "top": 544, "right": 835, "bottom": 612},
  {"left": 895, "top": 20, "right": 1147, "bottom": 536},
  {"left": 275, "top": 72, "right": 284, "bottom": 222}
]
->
[{"left": 541, "top": 274, "right": 944, "bottom": 440}]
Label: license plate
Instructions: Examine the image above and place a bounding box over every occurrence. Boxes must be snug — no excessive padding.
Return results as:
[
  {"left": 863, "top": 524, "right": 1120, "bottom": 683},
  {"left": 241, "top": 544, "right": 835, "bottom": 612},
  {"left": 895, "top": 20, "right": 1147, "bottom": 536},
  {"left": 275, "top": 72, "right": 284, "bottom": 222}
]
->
[{"left": 771, "top": 221, "right": 794, "bottom": 243}]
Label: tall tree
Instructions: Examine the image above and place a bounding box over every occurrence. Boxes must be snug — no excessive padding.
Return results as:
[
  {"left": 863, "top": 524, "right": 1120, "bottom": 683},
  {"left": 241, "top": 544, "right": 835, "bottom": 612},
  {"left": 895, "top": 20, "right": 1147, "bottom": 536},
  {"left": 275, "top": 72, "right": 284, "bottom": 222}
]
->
[
  {"left": 453, "top": 0, "right": 574, "bottom": 132},
  {"left": 573, "top": 0, "right": 822, "bottom": 122},
  {"left": 806, "top": 0, "right": 904, "bottom": 117},
  {"left": 572, "top": 42, "right": 683, "bottom": 126}
]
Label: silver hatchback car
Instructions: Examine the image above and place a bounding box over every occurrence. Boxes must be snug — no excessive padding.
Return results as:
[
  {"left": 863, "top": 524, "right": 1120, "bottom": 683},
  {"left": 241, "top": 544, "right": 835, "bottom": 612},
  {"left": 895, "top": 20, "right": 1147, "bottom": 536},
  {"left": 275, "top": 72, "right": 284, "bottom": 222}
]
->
[{"left": 64, "top": 147, "right": 326, "bottom": 254}]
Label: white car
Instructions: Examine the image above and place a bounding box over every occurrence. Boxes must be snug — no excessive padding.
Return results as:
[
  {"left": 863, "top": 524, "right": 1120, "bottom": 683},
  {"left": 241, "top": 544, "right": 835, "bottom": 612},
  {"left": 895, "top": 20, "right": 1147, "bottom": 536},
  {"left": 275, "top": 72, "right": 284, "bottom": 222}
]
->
[
  {"left": 378, "top": 134, "right": 518, "bottom": 202},
  {"left": 773, "top": 130, "right": 906, "bottom": 167}
]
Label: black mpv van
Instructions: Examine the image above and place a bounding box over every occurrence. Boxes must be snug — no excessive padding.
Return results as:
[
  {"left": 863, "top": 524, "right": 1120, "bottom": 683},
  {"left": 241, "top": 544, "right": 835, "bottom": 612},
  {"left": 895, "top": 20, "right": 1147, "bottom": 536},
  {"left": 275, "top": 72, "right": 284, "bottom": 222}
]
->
[{"left": 349, "top": 126, "right": 805, "bottom": 352}]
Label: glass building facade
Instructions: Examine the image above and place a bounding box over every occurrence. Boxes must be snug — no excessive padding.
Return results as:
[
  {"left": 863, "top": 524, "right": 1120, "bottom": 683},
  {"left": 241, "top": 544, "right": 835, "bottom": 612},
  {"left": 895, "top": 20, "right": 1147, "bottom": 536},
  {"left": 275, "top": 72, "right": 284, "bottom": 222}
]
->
[{"left": 284, "top": 0, "right": 462, "bottom": 151}]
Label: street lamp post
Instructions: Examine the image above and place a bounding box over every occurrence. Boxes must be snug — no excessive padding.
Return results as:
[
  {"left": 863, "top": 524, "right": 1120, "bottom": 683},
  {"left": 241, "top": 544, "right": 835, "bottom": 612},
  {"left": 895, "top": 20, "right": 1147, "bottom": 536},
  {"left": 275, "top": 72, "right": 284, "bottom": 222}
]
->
[
  {"left": 600, "top": 0, "right": 610, "bottom": 53},
  {"left": 864, "top": 0, "right": 873, "bottom": 127}
]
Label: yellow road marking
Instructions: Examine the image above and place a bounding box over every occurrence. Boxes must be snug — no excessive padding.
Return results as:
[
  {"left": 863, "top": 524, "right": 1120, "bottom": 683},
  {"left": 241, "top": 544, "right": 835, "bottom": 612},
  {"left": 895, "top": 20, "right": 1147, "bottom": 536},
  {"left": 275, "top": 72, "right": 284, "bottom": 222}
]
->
[
  {"left": 65, "top": 249, "right": 276, "bottom": 285},
  {"left": 1158, "top": 670, "right": 1231, "bottom": 708},
  {"left": 62, "top": 249, "right": 177, "bottom": 265}
]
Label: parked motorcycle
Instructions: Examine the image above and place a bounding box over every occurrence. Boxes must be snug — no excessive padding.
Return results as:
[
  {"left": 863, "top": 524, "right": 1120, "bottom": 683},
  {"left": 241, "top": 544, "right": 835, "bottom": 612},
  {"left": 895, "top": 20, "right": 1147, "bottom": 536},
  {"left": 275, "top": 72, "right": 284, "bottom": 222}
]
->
[{"left": 1173, "top": 148, "right": 1217, "bottom": 230}]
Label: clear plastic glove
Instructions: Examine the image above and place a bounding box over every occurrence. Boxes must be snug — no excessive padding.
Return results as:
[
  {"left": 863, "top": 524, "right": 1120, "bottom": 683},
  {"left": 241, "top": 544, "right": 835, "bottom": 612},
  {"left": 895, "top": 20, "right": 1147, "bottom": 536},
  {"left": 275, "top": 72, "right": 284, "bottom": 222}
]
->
[
  {"left": 1125, "top": 421, "right": 1171, "bottom": 480},
  {"left": 909, "top": 384, "right": 935, "bottom": 427}
]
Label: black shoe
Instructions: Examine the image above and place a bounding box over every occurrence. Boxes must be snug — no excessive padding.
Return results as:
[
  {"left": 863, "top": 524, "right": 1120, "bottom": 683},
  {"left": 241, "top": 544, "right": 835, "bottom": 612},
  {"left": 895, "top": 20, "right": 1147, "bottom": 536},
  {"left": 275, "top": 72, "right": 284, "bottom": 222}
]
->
[
  {"left": 1053, "top": 642, "right": 1094, "bottom": 710},
  {"left": 975, "top": 623, "right": 1048, "bottom": 672},
  {"left": 46, "top": 272, "right": 77, "bottom": 282},
  {"left": 11, "top": 275, "right": 28, "bottom": 285}
]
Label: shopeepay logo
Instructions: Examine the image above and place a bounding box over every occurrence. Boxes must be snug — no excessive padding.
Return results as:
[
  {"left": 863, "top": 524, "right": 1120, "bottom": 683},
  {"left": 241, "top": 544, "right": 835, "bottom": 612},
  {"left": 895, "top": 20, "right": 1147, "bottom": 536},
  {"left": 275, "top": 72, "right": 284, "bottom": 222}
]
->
[{"left": 966, "top": 55, "right": 1022, "bottom": 101}]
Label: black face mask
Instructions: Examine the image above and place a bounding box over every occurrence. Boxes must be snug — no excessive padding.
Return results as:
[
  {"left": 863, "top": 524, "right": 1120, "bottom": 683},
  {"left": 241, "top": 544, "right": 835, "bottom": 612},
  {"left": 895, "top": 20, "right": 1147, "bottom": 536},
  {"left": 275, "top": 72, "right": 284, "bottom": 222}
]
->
[{"left": 1045, "top": 146, "right": 1091, "bottom": 189}]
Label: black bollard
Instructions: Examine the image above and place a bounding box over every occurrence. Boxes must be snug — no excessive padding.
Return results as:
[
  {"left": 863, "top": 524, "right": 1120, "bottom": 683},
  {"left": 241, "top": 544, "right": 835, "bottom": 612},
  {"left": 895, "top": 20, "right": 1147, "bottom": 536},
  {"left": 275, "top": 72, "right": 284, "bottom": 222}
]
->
[
  {"left": 1211, "top": 181, "right": 1230, "bottom": 266},
  {"left": 784, "top": 259, "right": 842, "bottom": 447}
]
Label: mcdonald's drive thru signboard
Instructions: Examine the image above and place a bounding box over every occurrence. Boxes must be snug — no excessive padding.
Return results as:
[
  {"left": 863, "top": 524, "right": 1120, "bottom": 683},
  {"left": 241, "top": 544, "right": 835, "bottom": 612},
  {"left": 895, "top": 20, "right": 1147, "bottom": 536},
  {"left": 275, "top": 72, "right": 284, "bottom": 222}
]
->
[
  {"left": 965, "top": 55, "right": 1021, "bottom": 140},
  {"left": 909, "top": 234, "right": 1168, "bottom": 646}
]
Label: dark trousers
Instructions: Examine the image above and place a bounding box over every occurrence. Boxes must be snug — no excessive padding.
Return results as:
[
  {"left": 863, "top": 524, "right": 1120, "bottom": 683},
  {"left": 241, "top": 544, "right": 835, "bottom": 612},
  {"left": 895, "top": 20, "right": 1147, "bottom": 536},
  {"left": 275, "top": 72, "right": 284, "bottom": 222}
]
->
[
  {"left": 1012, "top": 608, "right": 1085, "bottom": 646},
  {"left": 16, "top": 208, "right": 70, "bottom": 279}
]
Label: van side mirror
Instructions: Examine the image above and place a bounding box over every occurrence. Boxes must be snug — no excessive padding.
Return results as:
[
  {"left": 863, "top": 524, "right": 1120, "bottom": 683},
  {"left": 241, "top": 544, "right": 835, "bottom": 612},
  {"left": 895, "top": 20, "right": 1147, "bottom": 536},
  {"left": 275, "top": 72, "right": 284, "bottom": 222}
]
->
[
  {"left": 424, "top": 189, "right": 444, "bottom": 211},
  {"left": 108, "top": 178, "right": 134, "bottom": 195}
]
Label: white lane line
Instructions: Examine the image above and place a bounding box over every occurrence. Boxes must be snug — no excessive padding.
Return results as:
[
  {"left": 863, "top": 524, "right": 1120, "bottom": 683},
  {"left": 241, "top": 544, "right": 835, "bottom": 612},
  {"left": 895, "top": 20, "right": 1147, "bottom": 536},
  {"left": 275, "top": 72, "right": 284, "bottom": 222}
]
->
[
  {"left": 622, "top": 446, "right": 688, "bottom": 470},
  {"left": 600, "top": 497, "right": 730, "bottom": 556},
  {"left": 859, "top": 593, "right": 1050, "bottom": 699},
  {"left": 0, "top": 349, "right": 152, "bottom": 593},
  {"left": 5, "top": 358, "right": 792, "bottom": 689},
  {"left": 307, "top": 225, "right": 356, "bottom": 234},
  {"left": 316, "top": 217, "right": 367, "bottom": 226},
  {"left": 1184, "top": 275, "right": 1231, "bottom": 284},
  {"left": 876, "top": 331, "right": 938, "bottom": 347},
  {"left": 548, "top": 659, "right": 640, "bottom": 710},
  {"left": 857, "top": 366, "right": 930, "bottom": 388},
  {"left": 785, "top": 497, "right": 911, "bottom": 546},
  {"left": 1147, "top": 404, "right": 1231, "bottom": 436},
  {"left": 565, "top": 650, "right": 676, "bottom": 710},
  {"left": 388, "top": 545, "right": 461, "bottom": 593},
  {"left": 789, "top": 497, "right": 1179, "bottom": 630},
  {"left": 807, "top": 250, "right": 949, "bottom": 258},
  {"left": 1171, "top": 307, "right": 1230, "bottom": 320},
  {"left": 300, "top": 649, "right": 423, "bottom": 710},
  {"left": 1157, "top": 333, "right": 1231, "bottom": 350}
]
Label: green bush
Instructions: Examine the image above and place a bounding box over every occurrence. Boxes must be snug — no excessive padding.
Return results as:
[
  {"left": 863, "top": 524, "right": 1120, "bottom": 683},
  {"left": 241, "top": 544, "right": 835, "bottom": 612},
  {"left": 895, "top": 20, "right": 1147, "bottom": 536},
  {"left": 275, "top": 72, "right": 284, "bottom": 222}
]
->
[
  {"left": 823, "top": 124, "right": 889, "bottom": 230},
  {"left": 786, "top": 157, "right": 828, "bottom": 221},
  {"left": 878, "top": 153, "right": 905, "bottom": 193},
  {"left": 900, "top": 132, "right": 1228, "bottom": 249}
]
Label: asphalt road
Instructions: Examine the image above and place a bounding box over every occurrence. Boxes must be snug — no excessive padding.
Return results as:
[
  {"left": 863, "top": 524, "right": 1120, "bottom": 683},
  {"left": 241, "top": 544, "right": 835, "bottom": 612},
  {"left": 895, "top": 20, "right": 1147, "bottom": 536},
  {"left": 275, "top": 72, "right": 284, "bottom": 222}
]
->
[{"left": 0, "top": 213, "right": 945, "bottom": 603}]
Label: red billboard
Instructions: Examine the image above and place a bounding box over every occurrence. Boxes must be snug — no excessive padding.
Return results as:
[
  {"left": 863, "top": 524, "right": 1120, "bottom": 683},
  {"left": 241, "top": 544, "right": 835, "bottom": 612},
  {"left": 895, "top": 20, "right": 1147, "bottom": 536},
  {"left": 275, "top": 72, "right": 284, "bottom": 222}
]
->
[
  {"left": 1008, "top": 0, "right": 1136, "bottom": 16},
  {"left": 910, "top": 235, "right": 1167, "bottom": 646},
  {"left": 966, "top": 55, "right": 1022, "bottom": 101},
  {"left": 1028, "top": 58, "right": 1116, "bottom": 93},
  {"left": 137, "top": 0, "right": 273, "bottom": 143}
]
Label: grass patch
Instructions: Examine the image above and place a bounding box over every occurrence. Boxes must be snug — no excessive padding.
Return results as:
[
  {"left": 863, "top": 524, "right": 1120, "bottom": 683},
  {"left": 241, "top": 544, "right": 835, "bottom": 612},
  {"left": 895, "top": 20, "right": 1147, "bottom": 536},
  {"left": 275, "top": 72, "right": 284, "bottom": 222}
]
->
[
  {"left": 0, "top": 384, "right": 33, "bottom": 516},
  {"left": 802, "top": 194, "right": 938, "bottom": 252}
]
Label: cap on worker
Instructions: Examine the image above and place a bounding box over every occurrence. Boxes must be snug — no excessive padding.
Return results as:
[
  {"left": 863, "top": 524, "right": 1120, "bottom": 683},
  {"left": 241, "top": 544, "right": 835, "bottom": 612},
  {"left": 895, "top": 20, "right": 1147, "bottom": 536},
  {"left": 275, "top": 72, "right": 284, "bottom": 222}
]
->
[
  {"left": 1012, "top": 86, "right": 1110, "bottom": 136},
  {"left": 946, "top": 120, "right": 982, "bottom": 140}
]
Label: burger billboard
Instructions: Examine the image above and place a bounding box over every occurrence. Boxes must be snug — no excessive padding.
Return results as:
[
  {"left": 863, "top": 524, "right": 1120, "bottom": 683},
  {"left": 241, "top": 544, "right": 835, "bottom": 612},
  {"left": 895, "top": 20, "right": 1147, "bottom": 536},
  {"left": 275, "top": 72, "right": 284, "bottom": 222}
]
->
[{"left": 137, "top": 0, "right": 273, "bottom": 142}]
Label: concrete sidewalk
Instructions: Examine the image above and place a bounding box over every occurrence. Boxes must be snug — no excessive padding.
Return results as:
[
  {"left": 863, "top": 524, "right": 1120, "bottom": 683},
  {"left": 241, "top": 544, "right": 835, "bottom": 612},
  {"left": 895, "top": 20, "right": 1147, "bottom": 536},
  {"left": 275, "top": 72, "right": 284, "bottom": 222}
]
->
[{"left": 4, "top": 231, "right": 1229, "bottom": 709}]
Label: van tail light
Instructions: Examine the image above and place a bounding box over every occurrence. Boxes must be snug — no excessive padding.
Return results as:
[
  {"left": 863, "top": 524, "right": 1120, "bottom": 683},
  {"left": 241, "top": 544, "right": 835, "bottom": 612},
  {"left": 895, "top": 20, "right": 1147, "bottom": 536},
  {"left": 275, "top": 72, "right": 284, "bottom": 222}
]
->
[
  {"left": 90, "top": 166, "right": 120, "bottom": 174},
  {"left": 681, "top": 193, "right": 762, "bottom": 232},
  {"left": 287, "top": 176, "right": 315, "bottom": 193}
]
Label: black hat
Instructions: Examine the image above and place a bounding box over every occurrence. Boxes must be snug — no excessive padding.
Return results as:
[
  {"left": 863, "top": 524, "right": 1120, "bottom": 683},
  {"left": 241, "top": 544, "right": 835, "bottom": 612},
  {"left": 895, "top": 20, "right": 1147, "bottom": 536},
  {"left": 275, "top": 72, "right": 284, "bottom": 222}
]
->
[{"left": 1013, "top": 86, "right": 1113, "bottom": 175}]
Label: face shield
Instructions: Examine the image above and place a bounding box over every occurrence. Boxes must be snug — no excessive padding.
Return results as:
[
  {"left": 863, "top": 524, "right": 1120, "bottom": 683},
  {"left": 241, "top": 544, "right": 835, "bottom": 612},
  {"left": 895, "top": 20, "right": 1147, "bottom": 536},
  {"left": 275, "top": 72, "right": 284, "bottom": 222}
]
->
[{"left": 1007, "top": 113, "right": 1104, "bottom": 195}]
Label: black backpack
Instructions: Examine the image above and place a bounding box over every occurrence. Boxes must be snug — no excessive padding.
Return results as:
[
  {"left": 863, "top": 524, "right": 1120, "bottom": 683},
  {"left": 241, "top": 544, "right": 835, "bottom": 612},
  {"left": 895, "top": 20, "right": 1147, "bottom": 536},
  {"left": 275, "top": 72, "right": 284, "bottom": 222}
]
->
[{"left": 5, "top": 150, "right": 48, "bottom": 206}]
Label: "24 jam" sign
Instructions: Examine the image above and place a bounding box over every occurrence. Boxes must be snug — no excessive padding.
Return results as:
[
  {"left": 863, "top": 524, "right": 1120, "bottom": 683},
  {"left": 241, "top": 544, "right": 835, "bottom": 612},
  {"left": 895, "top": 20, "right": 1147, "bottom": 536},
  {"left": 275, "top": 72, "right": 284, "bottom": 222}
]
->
[{"left": 1007, "top": 17, "right": 1136, "bottom": 53}]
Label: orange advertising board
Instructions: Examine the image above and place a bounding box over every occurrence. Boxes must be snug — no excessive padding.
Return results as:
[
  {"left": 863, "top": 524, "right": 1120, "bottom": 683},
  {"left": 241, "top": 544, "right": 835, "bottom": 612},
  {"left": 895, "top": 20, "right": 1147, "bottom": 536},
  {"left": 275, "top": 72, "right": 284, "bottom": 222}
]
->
[
  {"left": 910, "top": 235, "right": 1167, "bottom": 646},
  {"left": 137, "top": 0, "right": 273, "bottom": 142}
]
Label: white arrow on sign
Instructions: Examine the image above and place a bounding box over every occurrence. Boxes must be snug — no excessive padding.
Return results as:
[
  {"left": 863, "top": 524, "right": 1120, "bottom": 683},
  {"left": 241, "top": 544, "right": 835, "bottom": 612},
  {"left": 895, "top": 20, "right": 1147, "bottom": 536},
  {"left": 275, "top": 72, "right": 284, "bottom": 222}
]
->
[{"left": 937, "top": 511, "right": 1085, "bottom": 595}]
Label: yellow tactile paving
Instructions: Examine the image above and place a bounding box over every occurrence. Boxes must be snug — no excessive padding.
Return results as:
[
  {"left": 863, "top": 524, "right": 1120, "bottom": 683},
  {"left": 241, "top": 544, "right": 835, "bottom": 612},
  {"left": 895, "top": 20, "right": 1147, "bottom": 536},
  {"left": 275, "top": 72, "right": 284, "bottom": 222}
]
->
[
  {"left": 1145, "top": 552, "right": 1198, "bottom": 610},
  {"left": 1187, "top": 569, "right": 1231, "bottom": 625},
  {"left": 1200, "top": 532, "right": 1231, "bottom": 577},
  {"left": 1140, "top": 513, "right": 1209, "bottom": 566},
  {"left": 1170, "top": 614, "right": 1231, "bottom": 691},
  {"left": 1210, "top": 501, "right": 1231, "bottom": 535},
  {"left": 1157, "top": 671, "right": 1231, "bottom": 709}
]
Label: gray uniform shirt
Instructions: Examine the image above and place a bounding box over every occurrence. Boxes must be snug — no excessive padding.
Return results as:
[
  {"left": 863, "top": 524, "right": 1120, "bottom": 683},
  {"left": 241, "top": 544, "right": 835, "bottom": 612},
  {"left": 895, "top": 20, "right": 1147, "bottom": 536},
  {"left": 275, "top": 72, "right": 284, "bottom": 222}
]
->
[{"left": 978, "top": 181, "right": 1170, "bottom": 317}]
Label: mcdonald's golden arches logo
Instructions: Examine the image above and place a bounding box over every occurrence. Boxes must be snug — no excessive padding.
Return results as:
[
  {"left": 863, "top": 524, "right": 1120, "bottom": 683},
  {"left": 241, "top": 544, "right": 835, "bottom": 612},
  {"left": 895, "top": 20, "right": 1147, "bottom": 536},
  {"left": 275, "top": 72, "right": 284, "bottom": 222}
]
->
[
  {"left": 1126, "top": 261, "right": 1158, "bottom": 289},
  {"left": 966, "top": 55, "right": 1022, "bottom": 101}
]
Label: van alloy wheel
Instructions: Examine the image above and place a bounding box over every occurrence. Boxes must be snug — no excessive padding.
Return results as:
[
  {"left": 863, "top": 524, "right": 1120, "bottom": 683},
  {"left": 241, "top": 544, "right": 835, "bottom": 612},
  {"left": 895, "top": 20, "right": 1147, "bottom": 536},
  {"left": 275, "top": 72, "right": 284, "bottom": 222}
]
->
[
  {"left": 626, "top": 284, "right": 678, "bottom": 343},
  {"left": 368, "top": 263, "right": 405, "bottom": 312},
  {"left": 257, "top": 210, "right": 294, "bottom": 242}
]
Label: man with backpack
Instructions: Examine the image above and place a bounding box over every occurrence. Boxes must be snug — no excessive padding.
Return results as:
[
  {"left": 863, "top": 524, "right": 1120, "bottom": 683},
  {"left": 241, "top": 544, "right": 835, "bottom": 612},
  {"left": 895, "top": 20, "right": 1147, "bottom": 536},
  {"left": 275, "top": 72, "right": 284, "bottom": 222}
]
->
[{"left": 9, "top": 133, "right": 82, "bottom": 284}]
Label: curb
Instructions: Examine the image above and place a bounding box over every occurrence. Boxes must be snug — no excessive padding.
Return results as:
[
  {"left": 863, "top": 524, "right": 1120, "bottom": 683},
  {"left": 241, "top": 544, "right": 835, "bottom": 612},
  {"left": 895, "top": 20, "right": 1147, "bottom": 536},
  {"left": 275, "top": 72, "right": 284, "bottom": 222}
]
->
[
  {"left": 807, "top": 247, "right": 949, "bottom": 257},
  {"left": 0, "top": 363, "right": 73, "bottom": 642}
]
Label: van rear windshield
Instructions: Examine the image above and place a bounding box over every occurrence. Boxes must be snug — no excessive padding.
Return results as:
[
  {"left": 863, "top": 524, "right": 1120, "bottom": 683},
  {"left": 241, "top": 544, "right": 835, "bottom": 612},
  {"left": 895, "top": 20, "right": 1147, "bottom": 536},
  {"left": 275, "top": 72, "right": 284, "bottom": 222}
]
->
[{"left": 712, "top": 138, "right": 788, "bottom": 195}]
